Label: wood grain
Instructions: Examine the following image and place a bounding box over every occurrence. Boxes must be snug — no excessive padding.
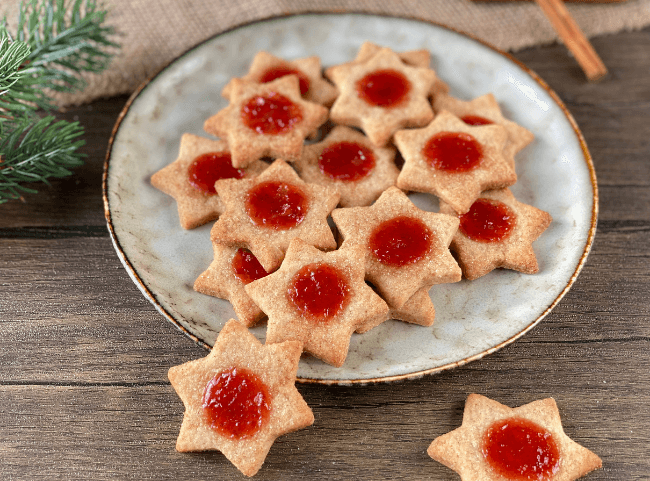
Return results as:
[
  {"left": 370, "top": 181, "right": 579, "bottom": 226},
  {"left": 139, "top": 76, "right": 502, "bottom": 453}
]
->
[{"left": 1, "top": 27, "right": 649, "bottom": 480}]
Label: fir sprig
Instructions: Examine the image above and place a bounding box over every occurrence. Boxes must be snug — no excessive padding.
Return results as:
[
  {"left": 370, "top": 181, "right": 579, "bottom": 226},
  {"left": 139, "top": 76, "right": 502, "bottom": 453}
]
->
[{"left": 0, "top": 0, "right": 118, "bottom": 203}]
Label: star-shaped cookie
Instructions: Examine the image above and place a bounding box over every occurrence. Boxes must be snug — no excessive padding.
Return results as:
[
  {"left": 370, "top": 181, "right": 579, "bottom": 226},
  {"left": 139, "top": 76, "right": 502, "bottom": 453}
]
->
[
  {"left": 346, "top": 41, "right": 449, "bottom": 99},
  {"left": 394, "top": 110, "right": 517, "bottom": 214},
  {"left": 168, "top": 319, "right": 314, "bottom": 477},
  {"left": 150, "top": 134, "right": 267, "bottom": 229},
  {"left": 355, "top": 285, "right": 436, "bottom": 333},
  {"left": 194, "top": 244, "right": 271, "bottom": 327},
  {"left": 221, "top": 51, "right": 338, "bottom": 106},
  {"left": 203, "top": 75, "right": 329, "bottom": 168},
  {"left": 428, "top": 394, "right": 602, "bottom": 481},
  {"left": 326, "top": 47, "right": 437, "bottom": 147},
  {"left": 331, "top": 186, "right": 461, "bottom": 309},
  {"left": 439, "top": 188, "right": 552, "bottom": 280},
  {"left": 210, "top": 159, "right": 339, "bottom": 272},
  {"left": 433, "top": 93, "right": 535, "bottom": 168},
  {"left": 293, "top": 125, "right": 400, "bottom": 207},
  {"left": 246, "top": 239, "right": 389, "bottom": 367}
]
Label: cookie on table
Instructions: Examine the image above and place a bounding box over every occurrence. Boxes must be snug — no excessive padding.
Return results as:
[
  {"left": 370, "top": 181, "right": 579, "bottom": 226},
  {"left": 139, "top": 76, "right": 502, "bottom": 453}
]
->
[
  {"left": 168, "top": 319, "right": 314, "bottom": 477},
  {"left": 210, "top": 159, "right": 339, "bottom": 272},
  {"left": 439, "top": 188, "right": 552, "bottom": 280},
  {"left": 245, "top": 239, "right": 389, "bottom": 367},
  {"left": 194, "top": 244, "right": 271, "bottom": 327},
  {"left": 325, "top": 46, "right": 437, "bottom": 147},
  {"left": 394, "top": 110, "right": 517, "bottom": 214},
  {"left": 428, "top": 393, "right": 602, "bottom": 481},
  {"left": 348, "top": 41, "right": 449, "bottom": 99},
  {"left": 221, "top": 51, "right": 338, "bottom": 106},
  {"left": 293, "top": 125, "right": 400, "bottom": 207},
  {"left": 150, "top": 134, "right": 267, "bottom": 229},
  {"left": 433, "top": 93, "right": 535, "bottom": 168},
  {"left": 332, "top": 186, "right": 461, "bottom": 309},
  {"left": 204, "top": 76, "right": 328, "bottom": 168}
]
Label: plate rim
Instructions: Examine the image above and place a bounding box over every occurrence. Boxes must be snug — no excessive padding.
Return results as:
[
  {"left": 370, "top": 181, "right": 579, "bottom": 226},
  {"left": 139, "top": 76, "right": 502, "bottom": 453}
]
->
[{"left": 102, "top": 11, "right": 599, "bottom": 385}]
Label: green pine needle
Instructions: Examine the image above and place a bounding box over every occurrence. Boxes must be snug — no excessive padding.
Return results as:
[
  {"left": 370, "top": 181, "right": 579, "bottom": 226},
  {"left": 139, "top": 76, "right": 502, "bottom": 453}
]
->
[{"left": 0, "top": 0, "right": 118, "bottom": 203}]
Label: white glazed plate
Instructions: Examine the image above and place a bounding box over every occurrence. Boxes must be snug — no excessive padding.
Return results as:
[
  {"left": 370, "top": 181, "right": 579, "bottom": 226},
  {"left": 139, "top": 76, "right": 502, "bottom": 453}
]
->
[{"left": 104, "top": 13, "right": 597, "bottom": 384}]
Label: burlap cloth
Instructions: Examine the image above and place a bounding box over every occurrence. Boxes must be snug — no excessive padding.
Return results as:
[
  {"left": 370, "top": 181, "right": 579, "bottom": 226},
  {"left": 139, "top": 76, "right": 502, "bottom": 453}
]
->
[{"left": 5, "top": 0, "right": 650, "bottom": 105}]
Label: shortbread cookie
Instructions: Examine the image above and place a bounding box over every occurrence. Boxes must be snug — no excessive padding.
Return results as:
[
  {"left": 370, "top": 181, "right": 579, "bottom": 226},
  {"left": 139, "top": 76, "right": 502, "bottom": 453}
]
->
[
  {"left": 221, "top": 51, "right": 338, "bottom": 106},
  {"left": 348, "top": 41, "right": 449, "bottom": 99},
  {"left": 326, "top": 47, "right": 437, "bottom": 147},
  {"left": 395, "top": 110, "right": 517, "bottom": 214},
  {"left": 293, "top": 125, "right": 399, "bottom": 207},
  {"left": 246, "top": 239, "right": 389, "bottom": 367},
  {"left": 150, "top": 134, "right": 267, "bottom": 229},
  {"left": 356, "top": 285, "right": 436, "bottom": 333},
  {"left": 204, "top": 76, "right": 328, "bottom": 168},
  {"left": 332, "top": 186, "right": 461, "bottom": 309},
  {"left": 194, "top": 244, "right": 270, "bottom": 327},
  {"left": 210, "top": 159, "right": 339, "bottom": 272},
  {"left": 439, "top": 188, "right": 552, "bottom": 280},
  {"left": 428, "top": 393, "right": 602, "bottom": 481},
  {"left": 168, "top": 319, "right": 314, "bottom": 477},
  {"left": 433, "top": 93, "right": 535, "bottom": 168}
]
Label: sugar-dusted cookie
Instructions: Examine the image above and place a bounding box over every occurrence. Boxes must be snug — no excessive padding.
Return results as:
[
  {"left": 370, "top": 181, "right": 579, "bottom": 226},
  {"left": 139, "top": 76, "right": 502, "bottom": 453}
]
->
[
  {"left": 293, "top": 125, "right": 399, "bottom": 207},
  {"left": 168, "top": 319, "right": 314, "bottom": 477},
  {"left": 348, "top": 41, "right": 449, "bottom": 99},
  {"left": 150, "top": 134, "right": 267, "bottom": 229},
  {"left": 439, "top": 188, "right": 552, "bottom": 280},
  {"left": 246, "top": 239, "right": 388, "bottom": 367},
  {"left": 221, "top": 51, "right": 338, "bottom": 106},
  {"left": 204, "top": 76, "right": 329, "bottom": 168},
  {"left": 194, "top": 244, "right": 270, "bottom": 327},
  {"left": 210, "top": 159, "right": 339, "bottom": 272},
  {"left": 433, "top": 93, "right": 535, "bottom": 168},
  {"left": 325, "top": 47, "right": 437, "bottom": 147},
  {"left": 332, "top": 186, "right": 461, "bottom": 309},
  {"left": 428, "top": 393, "right": 602, "bottom": 481},
  {"left": 394, "top": 110, "right": 517, "bottom": 214}
]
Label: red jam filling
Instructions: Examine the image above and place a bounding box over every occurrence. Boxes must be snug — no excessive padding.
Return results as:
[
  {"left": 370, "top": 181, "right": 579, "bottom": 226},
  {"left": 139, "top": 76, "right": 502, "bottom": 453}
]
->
[
  {"left": 423, "top": 131, "right": 484, "bottom": 173},
  {"left": 318, "top": 141, "right": 376, "bottom": 182},
  {"left": 245, "top": 181, "right": 308, "bottom": 230},
  {"left": 187, "top": 152, "right": 245, "bottom": 194},
  {"left": 461, "top": 114, "right": 494, "bottom": 126},
  {"left": 232, "top": 248, "right": 268, "bottom": 284},
  {"left": 482, "top": 417, "right": 561, "bottom": 481},
  {"left": 259, "top": 65, "right": 310, "bottom": 97},
  {"left": 356, "top": 69, "right": 411, "bottom": 108},
  {"left": 202, "top": 367, "right": 271, "bottom": 439},
  {"left": 288, "top": 263, "right": 350, "bottom": 321},
  {"left": 241, "top": 92, "right": 303, "bottom": 135},
  {"left": 369, "top": 216, "right": 432, "bottom": 267},
  {"left": 459, "top": 198, "right": 515, "bottom": 243}
]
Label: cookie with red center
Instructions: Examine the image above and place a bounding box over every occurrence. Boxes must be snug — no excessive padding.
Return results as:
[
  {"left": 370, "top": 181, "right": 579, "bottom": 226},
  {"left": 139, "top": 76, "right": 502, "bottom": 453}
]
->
[
  {"left": 221, "top": 51, "right": 338, "bottom": 106},
  {"left": 433, "top": 93, "right": 535, "bottom": 168},
  {"left": 428, "top": 394, "right": 602, "bottom": 481},
  {"left": 331, "top": 186, "right": 461, "bottom": 309},
  {"left": 245, "top": 238, "right": 389, "bottom": 367},
  {"left": 150, "top": 134, "right": 267, "bottom": 229},
  {"left": 293, "top": 125, "right": 399, "bottom": 207},
  {"left": 325, "top": 47, "right": 437, "bottom": 147},
  {"left": 439, "top": 188, "right": 552, "bottom": 280},
  {"left": 394, "top": 110, "right": 517, "bottom": 214},
  {"left": 168, "top": 319, "right": 314, "bottom": 477},
  {"left": 194, "top": 244, "right": 272, "bottom": 327},
  {"left": 203, "top": 76, "right": 329, "bottom": 168},
  {"left": 210, "top": 159, "right": 339, "bottom": 273},
  {"left": 346, "top": 41, "right": 449, "bottom": 99}
]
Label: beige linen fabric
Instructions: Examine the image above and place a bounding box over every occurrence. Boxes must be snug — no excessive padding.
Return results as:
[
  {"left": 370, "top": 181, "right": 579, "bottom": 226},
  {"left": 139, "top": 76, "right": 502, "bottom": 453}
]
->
[{"left": 4, "top": 0, "right": 650, "bottom": 105}]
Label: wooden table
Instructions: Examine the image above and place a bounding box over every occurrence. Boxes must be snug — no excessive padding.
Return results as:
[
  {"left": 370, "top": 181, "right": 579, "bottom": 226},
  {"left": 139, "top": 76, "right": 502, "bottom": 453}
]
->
[{"left": 1, "top": 27, "right": 649, "bottom": 480}]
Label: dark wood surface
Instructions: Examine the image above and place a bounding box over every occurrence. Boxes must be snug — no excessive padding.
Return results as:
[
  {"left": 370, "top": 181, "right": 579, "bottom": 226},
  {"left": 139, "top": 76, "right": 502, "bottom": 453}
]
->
[{"left": 1, "top": 27, "right": 649, "bottom": 480}]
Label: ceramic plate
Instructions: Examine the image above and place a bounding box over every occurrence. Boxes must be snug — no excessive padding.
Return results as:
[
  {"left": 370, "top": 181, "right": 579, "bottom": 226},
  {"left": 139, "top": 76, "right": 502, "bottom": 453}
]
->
[{"left": 103, "top": 13, "right": 597, "bottom": 384}]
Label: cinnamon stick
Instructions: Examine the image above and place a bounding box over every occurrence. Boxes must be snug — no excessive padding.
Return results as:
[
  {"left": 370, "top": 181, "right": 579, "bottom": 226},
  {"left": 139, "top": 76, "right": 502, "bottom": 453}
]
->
[{"left": 534, "top": 0, "right": 608, "bottom": 81}]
